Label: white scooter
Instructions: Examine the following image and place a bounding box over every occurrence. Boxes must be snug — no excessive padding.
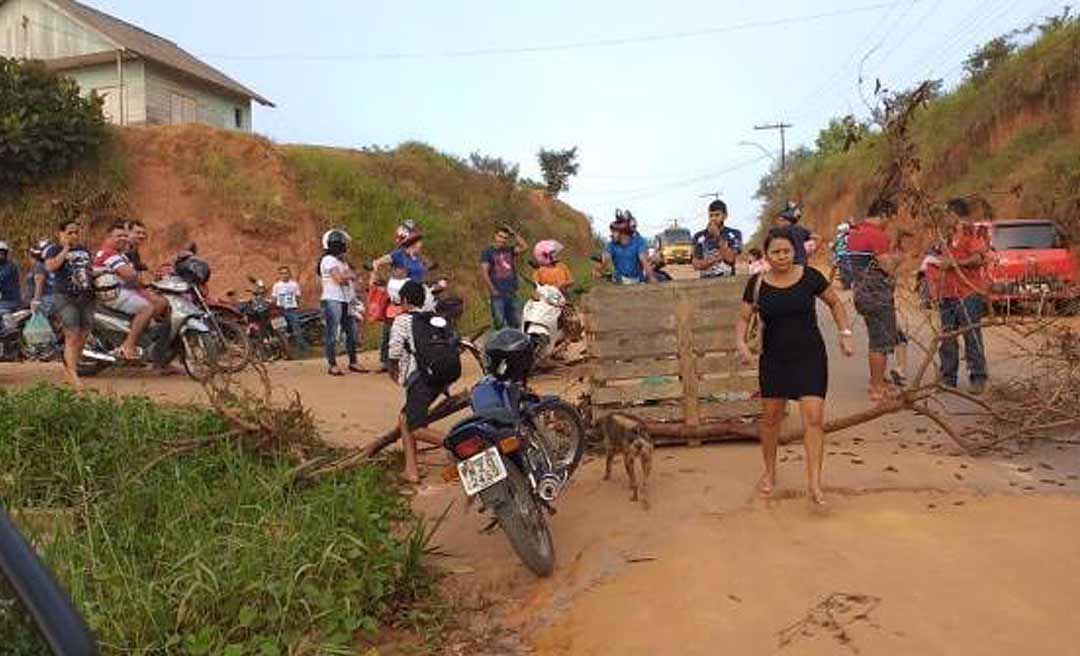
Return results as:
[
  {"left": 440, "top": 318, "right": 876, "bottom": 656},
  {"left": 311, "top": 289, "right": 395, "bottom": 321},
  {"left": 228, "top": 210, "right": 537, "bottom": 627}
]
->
[{"left": 522, "top": 283, "right": 566, "bottom": 366}]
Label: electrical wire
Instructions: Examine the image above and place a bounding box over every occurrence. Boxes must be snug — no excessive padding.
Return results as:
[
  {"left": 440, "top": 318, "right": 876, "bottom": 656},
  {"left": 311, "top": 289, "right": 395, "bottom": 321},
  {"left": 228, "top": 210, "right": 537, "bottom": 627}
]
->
[{"left": 197, "top": 3, "right": 899, "bottom": 62}]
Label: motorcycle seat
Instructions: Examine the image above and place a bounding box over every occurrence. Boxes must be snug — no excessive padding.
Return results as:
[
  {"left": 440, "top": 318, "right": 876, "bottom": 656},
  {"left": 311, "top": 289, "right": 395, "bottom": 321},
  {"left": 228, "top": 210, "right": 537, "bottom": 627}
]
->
[{"left": 97, "top": 305, "right": 135, "bottom": 321}]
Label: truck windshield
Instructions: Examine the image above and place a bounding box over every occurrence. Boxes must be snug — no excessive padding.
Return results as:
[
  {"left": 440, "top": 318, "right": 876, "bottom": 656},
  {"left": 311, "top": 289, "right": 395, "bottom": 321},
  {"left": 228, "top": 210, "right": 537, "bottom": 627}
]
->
[
  {"left": 660, "top": 228, "right": 692, "bottom": 245},
  {"left": 992, "top": 223, "right": 1059, "bottom": 250}
]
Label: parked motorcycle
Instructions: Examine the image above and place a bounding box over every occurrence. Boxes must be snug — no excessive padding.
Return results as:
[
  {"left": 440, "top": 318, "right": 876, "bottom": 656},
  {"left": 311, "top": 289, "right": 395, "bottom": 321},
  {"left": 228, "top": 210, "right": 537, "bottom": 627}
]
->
[
  {"left": 79, "top": 255, "right": 247, "bottom": 380},
  {"left": 0, "top": 309, "right": 60, "bottom": 362},
  {"left": 443, "top": 328, "right": 586, "bottom": 577},
  {"left": 238, "top": 276, "right": 291, "bottom": 362}
]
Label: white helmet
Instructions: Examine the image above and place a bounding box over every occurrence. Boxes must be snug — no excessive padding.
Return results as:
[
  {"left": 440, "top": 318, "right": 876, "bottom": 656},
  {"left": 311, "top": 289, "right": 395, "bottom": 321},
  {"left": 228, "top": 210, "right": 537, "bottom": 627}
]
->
[
  {"left": 0, "top": 241, "right": 9, "bottom": 252},
  {"left": 321, "top": 229, "right": 352, "bottom": 255}
]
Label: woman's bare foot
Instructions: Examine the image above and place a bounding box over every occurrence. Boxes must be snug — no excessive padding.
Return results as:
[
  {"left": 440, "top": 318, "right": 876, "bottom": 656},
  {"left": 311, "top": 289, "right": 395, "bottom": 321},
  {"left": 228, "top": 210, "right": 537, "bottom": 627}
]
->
[
  {"left": 758, "top": 471, "right": 776, "bottom": 496},
  {"left": 809, "top": 487, "right": 827, "bottom": 507},
  {"left": 401, "top": 471, "right": 421, "bottom": 485}
]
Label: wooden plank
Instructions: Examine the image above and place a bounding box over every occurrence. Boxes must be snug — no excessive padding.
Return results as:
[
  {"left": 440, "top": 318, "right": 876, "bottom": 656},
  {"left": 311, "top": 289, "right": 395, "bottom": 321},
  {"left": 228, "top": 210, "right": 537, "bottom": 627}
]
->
[
  {"left": 595, "top": 357, "right": 680, "bottom": 381},
  {"left": 593, "top": 404, "right": 684, "bottom": 422},
  {"left": 675, "top": 296, "right": 701, "bottom": 437},
  {"left": 589, "top": 311, "right": 677, "bottom": 334},
  {"left": 591, "top": 332, "right": 678, "bottom": 359},
  {"left": 695, "top": 352, "right": 739, "bottom": 374},
  {"left": 593, "top": 399, "right": 761, "bottom": 423},
  {"left": 699, "top": 373, "right": 759, "bottom": 396},
  {"left": 694, "top": 328, "right": 739, "bottom": 352},
  {"left": 592, "top": 379, "right": 684, "bottom": 405}
]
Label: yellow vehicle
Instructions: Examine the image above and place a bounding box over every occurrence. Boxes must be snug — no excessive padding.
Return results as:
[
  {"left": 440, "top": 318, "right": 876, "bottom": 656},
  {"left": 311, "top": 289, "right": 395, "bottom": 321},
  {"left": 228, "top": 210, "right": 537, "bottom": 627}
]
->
[{"left": 656, "top": 227, "right": 693, "bottom": 264}]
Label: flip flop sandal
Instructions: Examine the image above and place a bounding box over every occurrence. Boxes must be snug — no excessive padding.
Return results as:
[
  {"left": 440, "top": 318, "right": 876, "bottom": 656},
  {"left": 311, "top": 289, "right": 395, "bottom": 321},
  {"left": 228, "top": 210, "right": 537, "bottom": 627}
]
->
[
  {"left": 348, "top": 364, "right": 366, "bottom": 373},
  {"left": 327, "top": 368, "right": 345, "bottom": 377},
  {"left": 889, "top": 370, "right": 908, "bottom": 387},
  {"left": 110, "top": 346, "right": 143, "bottom": 361}
]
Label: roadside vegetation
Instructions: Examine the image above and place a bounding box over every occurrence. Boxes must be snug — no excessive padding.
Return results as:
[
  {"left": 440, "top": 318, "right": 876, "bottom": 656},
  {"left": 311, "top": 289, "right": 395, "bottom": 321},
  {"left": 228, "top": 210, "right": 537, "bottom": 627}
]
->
[
  {"left": 0, "top": 385, "right": 444, "bottom": 654},
  {"left": 751, "top": 10, "right": 1080, "bottom": 244}
]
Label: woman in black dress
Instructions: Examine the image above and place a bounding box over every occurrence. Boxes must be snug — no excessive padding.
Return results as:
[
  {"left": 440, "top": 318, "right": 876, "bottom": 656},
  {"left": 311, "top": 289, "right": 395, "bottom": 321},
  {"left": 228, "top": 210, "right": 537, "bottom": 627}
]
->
[{"left": 736, "top": 227, "right": 855, "bottom": 506}]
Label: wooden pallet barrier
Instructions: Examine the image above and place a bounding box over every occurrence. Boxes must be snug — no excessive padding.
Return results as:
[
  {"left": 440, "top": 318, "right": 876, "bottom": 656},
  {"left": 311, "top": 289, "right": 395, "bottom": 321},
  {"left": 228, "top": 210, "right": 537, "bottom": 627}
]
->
[{"left": 582, "top": 276, "right": 760, "bottom": 445}]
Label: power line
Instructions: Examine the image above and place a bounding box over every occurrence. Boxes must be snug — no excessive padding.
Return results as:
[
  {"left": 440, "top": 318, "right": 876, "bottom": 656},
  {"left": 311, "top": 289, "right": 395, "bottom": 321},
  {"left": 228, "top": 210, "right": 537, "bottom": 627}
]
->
[{"left": 198, "top": 3, "right": 898, "bottom": 62}]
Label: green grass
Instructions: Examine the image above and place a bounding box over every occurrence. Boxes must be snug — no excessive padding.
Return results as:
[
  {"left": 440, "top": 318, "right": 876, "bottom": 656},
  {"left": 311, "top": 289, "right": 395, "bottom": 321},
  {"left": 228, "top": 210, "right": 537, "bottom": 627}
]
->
[{"left": 0, "top": 385, "right": 444, "bottom": 655}]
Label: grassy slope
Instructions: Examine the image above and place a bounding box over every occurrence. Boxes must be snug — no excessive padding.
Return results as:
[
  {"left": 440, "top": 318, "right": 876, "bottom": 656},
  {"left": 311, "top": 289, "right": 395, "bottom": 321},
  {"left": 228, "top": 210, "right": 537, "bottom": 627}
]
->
[
  {"left": 284, "top": 143, "right": 598, "bottom": 333},
  {"left": 757, "top": 22, "right": 1080, "bottom": 248}
]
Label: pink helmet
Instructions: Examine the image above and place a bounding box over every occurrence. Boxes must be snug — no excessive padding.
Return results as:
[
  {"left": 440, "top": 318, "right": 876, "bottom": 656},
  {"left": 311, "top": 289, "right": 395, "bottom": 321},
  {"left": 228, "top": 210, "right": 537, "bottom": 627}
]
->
[{"left": 533, "top": 240, "right": 564, "bottom": 267}]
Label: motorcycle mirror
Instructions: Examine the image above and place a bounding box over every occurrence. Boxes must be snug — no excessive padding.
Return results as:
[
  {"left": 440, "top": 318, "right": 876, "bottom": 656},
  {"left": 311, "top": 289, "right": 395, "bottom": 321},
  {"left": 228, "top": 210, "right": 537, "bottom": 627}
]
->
[{"left": 527, "top": 258, "right": 539, "bottom": 270}]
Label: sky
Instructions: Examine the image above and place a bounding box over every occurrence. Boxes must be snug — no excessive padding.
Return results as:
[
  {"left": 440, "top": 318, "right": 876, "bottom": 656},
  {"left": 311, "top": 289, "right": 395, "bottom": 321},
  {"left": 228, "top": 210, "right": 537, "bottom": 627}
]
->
[{"left": 90, "top": 0, "right": 1061, "bottom": 239}]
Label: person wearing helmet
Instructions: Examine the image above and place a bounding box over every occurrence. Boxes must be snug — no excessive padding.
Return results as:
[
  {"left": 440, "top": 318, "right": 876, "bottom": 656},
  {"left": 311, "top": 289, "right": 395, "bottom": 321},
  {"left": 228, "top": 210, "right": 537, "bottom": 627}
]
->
[
  {"left": 372, "top": 225, "right": 430, "bottom": 371},
  {"left": 319, "top": 229, "right": 361, "bottom": 375},
  {"left": 27, "top": 239, "right": 57, "bottom": 318},
  {"left": 532, "top": 239, "right": 573, "bottom": 293},
  {"left": 832, "top": 220, "right": 854, "bottom": 289},
  {"left": 481, "top": 225, "right": 528, "bottom": 329},
  {"left": 774, "top": 202, "right": 820, "bottom": 266},
  {"left": 0, "top": 240, "right": 22, "bottom": 315},
  {"left": 692, "top": 199, "right": 743, "bottom": 278},
  {"left": 600, "top": 213, "right": 655, "bottom": 284}
]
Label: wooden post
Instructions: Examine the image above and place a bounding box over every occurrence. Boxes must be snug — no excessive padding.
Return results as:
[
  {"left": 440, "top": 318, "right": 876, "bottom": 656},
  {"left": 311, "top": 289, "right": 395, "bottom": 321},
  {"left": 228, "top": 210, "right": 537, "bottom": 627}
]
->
[{"left": 675, "top": 293, "right": 701, "bottom": 445}]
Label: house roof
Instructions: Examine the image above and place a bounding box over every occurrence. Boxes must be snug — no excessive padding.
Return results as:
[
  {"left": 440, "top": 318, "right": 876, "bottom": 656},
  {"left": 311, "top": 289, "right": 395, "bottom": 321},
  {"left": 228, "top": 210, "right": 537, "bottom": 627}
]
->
[{"left": 47, "top": 0, "right": 274, "bottom": 106}]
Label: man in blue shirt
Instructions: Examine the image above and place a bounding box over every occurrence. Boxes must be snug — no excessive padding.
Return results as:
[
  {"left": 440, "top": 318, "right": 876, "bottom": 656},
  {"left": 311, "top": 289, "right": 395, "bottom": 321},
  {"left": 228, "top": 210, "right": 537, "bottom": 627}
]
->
[
  {"left": 0, "top": 241, "right": 22, "bottom": 314},
  {"left": 692, "top": 199, "right": 743, "bottom": 278},
  {"left": 601, "top": 214, "right": 655, "bottom": 284},
  {"left": 481, "top": 225, "right": 528, "bottom": 329}
]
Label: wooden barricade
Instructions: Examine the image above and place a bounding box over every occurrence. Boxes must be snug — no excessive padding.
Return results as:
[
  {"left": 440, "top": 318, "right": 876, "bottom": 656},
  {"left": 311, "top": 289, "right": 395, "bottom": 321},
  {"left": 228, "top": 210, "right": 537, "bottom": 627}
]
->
[{"left": 582, "top": 276, "right": 759, "bottom": 445}]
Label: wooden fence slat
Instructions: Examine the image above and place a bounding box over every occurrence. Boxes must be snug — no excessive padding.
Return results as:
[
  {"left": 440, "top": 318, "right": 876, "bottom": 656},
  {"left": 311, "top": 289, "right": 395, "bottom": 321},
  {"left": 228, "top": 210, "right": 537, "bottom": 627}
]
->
[
  {"left": 593, "top": 399, "right": 762, "bottom": 422},
  {"left": 589, "top": 312, "right": 678, "bottom": 333},
  {"left": 694, "top": 328, "right": 739, "bottom": 351},
  {"left": 591, "top": 332, "right": 678, "bottom": 359},
  {"left": 699, "top": 373, "right": 759, "bottom": 396},
  {"left": 592, "top": 379, "right": 684, "bottom": 404},
  {"left": 596, "top": 358, "right": 681, "bottom": 380}
]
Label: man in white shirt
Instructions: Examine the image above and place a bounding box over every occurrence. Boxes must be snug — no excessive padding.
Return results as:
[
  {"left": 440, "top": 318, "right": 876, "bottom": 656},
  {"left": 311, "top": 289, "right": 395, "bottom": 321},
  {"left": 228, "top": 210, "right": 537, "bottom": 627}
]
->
[{"left": 272, "top": 266, "right": 307, "bottom": 355}]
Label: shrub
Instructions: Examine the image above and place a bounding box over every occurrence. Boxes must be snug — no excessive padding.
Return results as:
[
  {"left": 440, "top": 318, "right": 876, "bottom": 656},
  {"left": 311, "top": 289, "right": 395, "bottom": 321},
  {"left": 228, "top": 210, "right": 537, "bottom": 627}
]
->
[
  {"left": 0, "top": 385, "right": 443, "bottom": 654},
  {"left": 0, "top": 58, "right": 107, "bottom": 189}
]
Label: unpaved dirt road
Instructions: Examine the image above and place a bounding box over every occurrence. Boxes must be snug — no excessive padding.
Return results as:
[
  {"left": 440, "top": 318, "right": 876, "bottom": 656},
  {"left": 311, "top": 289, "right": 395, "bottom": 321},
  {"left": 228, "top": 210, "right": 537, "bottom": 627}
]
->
[{"left": 4, "top": 291, "right": 1080, "bottom": 655}]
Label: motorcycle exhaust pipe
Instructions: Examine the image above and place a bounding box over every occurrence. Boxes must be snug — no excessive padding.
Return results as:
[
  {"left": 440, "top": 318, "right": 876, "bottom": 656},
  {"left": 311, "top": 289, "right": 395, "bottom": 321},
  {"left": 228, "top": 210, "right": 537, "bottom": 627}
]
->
[
  {"left": 537, "top": 475, "right": 561, "bottom": 502},
  {"left": 81, "top": 347, "right": 116, "bottom": 363}
]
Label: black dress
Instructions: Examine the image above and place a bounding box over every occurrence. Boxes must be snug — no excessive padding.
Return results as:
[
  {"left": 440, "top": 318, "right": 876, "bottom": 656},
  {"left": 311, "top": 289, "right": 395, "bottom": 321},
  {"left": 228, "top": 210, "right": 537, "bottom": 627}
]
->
[{"left": 743, "top": 267, "right": 829, "bottom": 400}]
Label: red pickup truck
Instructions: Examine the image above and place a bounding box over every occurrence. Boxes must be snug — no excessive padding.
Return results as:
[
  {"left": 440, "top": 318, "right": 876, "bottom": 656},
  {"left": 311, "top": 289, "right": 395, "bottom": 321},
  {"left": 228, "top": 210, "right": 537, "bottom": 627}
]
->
[{"left": 981, "top": 219, "right": 1079, "bottom": 308}]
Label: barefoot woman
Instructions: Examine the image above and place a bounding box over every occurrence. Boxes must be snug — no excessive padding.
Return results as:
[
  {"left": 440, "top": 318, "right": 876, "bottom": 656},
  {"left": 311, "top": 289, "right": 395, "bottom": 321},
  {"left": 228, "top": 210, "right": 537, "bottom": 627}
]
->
[{"left": 736, "top": 227, "right": 856, "bottom": 506}]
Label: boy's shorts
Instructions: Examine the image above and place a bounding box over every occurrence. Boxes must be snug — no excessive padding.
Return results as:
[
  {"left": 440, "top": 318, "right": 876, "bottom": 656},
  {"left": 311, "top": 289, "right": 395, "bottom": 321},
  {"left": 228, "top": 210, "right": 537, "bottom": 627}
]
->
[{"left": 402, "top": 374, "right": 441, "bottom": 430}]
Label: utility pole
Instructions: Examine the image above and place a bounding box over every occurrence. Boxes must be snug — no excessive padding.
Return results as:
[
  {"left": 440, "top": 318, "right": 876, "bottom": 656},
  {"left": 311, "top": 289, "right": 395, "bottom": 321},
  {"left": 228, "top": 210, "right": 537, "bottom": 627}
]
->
[
  {"left": 754, "top": 122, "right": 793, "bottom": 171},
  {"left": 699, "top": 191, "right": 722, "bottom": 201}
]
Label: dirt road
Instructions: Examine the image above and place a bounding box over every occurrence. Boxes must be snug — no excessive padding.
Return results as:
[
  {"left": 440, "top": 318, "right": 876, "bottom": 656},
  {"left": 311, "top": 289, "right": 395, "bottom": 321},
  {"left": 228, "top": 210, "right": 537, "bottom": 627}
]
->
[{"left": 4, "top": 294, "right": 1080, "bottom": 655}]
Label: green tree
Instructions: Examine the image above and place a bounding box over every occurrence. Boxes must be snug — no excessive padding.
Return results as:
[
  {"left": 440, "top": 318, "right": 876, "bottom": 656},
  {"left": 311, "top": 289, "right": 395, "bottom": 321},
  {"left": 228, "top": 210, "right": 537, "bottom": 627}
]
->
[
  {"left": 0, "top": 58, "right": 107, "bottom": 188},
  {"left": 815, "top": 115, "right": 870, "bottom": 156},
  {"left": 963, "top": 35, "right": 1016, "bottom": 82},
  {"left": 468, "top": 150, "right": 519, "bottom": 183},
  {"left": 537, "top": 146, "right": 580, "bottom": 196}
]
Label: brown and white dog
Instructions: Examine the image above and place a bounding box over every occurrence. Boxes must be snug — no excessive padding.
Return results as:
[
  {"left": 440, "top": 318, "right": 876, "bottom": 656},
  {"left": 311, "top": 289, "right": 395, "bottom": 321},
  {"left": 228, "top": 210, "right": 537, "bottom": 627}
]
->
[{"left": 598, "top": 412, "right": 654, "bottom": 509}]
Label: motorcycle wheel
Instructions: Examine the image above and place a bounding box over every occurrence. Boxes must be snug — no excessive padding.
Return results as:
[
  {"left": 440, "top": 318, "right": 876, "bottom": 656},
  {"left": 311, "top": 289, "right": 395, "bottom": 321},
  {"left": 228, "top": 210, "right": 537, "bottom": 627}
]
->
[
  {"left": 481, "top": 459, "right": 555, "bottom": 577},
  {"left": 181, "top": 332, "right": 216, "bottom": 382},
  {"left": 530, "top": 399, "right": 587, "bottom": 477},
  {"left": 211, "top": 320, "right": 251, "bottom": 373}
]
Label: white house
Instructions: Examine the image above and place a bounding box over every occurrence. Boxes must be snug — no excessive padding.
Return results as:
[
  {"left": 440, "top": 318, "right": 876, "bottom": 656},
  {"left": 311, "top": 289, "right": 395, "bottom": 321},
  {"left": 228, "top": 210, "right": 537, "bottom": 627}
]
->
[{"left": 0, "top": 0, "right": 273, "bottom": 131}]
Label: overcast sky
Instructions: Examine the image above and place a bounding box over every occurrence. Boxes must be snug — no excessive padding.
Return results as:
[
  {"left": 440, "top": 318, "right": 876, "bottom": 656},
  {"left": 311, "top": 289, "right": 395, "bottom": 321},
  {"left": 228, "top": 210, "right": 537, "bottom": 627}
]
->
[{"left": 92, "top": 0, "right": 1058, "bottom": 238}]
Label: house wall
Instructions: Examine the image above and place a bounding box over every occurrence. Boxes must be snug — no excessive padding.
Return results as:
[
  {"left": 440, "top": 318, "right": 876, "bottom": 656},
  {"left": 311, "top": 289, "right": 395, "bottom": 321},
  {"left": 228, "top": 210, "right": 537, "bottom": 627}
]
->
[
  {"left": 145, "top": 62, "right": 251, "bottom": 132},
  {"left": 0, "top": 0, "right": 112, "bottom": 59},
  {"left": 64, "top": 58, "right": 146, "bottom": 125}
]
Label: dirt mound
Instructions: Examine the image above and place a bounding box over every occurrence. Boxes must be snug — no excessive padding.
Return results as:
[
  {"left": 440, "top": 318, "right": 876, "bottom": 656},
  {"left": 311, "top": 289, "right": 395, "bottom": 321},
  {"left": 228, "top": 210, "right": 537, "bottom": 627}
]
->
[{"left": 119, "top": 125, "right": 324, "bottom": 302}]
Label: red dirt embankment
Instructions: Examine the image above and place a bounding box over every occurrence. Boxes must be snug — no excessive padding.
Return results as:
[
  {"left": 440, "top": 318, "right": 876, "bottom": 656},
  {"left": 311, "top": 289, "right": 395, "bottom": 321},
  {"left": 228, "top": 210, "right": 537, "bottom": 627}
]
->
[{"left": 117, "top": 126, "right": 324, "bottom": 301}]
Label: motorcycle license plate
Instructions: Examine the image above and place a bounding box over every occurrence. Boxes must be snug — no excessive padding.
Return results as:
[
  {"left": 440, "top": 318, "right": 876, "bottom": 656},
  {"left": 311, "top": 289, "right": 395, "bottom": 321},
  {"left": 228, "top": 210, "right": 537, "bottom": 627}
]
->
[
  {"left": 457, "top": 447, "right": 508, "bottom": 496},
  {"left": 271, "top": 316, "right": 287, "bottom": 330}
]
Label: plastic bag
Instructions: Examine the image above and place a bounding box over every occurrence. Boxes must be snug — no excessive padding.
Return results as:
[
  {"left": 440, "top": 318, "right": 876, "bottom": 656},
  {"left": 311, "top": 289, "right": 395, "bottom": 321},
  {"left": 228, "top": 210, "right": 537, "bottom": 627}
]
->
[
  {"left": 23, "top": 312, "right": 54, "bottom": 347},
  {"left": 365, "top": 284, "right": 390, "bottom": 323}
]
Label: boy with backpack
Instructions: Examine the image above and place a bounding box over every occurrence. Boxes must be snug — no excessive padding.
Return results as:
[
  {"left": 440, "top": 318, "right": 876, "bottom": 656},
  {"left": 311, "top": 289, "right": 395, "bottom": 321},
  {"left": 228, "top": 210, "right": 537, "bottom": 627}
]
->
[{"left": 387, "top": 280, "right": 462, "bottom": 484}]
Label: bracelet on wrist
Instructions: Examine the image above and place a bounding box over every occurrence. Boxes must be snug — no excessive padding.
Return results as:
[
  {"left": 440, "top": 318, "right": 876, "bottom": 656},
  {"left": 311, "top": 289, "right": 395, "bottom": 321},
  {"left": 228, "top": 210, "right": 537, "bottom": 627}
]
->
[{"left": 839, "top": 329, "right": 854, "bottom": 337}]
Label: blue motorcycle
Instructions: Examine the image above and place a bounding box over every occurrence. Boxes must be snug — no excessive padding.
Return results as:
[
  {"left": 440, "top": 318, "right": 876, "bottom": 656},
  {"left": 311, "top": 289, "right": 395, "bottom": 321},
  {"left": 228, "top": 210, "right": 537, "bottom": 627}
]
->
[{"left": 445, "top": 329, "right": 585, "bottom": 577}]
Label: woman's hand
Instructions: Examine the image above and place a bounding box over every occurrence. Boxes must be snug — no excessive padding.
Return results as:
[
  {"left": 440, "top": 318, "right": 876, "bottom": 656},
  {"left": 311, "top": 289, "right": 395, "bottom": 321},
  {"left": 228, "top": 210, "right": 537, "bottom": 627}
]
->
[
  {"left": 839, "top": 333, "right": 856, "bottom": 357},
  {"left": 737, "top": 341, "right": 754, "bottom": 365}
]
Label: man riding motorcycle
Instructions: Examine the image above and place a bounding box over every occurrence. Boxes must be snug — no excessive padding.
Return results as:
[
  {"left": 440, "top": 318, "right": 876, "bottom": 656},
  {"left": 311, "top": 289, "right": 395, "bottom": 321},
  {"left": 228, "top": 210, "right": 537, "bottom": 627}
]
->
[{"left": 93, "top": 221, "right": 164, "bottom": 360}]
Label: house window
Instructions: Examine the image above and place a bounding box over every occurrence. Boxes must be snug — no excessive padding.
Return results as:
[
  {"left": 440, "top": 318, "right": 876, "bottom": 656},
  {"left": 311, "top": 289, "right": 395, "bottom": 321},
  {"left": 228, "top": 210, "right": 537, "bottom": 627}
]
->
[{"left": 234, "top": 108, "right": 243, "bottom": 129}]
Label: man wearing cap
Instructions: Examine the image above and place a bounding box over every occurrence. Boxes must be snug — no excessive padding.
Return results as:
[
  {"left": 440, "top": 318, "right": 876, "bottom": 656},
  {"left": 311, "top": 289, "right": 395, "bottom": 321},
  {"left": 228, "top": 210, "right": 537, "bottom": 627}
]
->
[
  {"left": 601, "top": 212, "right": 655, "bottom": 284},
  {"left": 0, "top": 240, "right": 22, "bottom": 315},
  {"left": 692, "top": 200, "right": 743, "bottom": 278},
  {"left": 774, "top": 203, "right": 821, "bottom": 266}
]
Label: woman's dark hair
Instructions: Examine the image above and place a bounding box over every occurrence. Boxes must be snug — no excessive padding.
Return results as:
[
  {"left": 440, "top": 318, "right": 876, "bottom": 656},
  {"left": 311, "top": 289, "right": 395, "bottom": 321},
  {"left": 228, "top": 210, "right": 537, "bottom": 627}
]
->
[
  {"left": 763, "top": 227, "right": 796, "bottom": 252},
  {"left": 867, "top": 197, "right": 897, "bottom": 218},
  {"left": 748, "top": 247, "right": 763, "bottom": 259},
  {"left": 946, "top": 197, "right": 970, "bottom": 217}
]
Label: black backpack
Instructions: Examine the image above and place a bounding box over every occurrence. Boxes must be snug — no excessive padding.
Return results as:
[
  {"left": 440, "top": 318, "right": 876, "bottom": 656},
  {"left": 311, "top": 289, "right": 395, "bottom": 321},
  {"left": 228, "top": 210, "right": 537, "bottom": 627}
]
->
[
  {"left": 66, "top": 249, "right": 95, "bottom": 298},
  {"left": 409, "top": 311, "right": 461, "bottom": 389}
]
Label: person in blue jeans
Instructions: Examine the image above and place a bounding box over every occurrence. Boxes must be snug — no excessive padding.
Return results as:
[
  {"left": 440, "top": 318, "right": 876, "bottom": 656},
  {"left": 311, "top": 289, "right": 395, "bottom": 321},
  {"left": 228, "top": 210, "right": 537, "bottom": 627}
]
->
[
  {"left": 319, "top": 229, "right": 361, "bottom": 376},
  {"left": 272, "top": 265, "right": 308, "bottom": 355},
  {"left": 481, "top": 225, "right": 527, "bottom": 329},
  {"left": 600, "top": 213, "right": 655, "bottom": 284}
]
